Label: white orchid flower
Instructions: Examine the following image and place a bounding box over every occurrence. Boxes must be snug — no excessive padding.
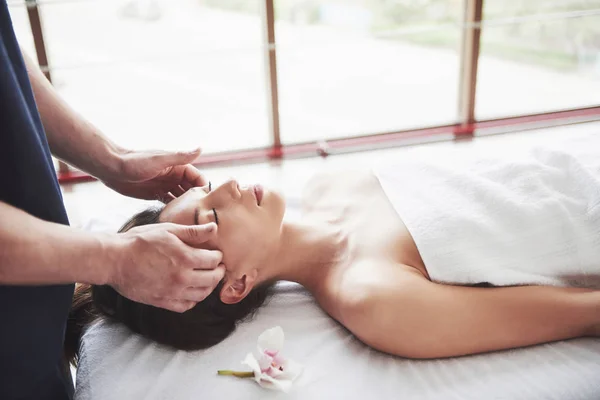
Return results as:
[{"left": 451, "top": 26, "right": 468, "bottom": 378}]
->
[{"left": 218, "top": 326, "right": 303, "bottom": 392}]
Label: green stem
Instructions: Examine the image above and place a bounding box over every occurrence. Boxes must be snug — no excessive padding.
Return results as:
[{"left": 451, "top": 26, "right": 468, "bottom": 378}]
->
[{"left": 217, "top": 370, "right": 255, "bottom": 378}]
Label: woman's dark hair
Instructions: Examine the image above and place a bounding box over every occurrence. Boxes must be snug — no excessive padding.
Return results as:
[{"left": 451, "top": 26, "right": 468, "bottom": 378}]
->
[{"left": 65, "top": 206, "right": 273, "bottom": 366}]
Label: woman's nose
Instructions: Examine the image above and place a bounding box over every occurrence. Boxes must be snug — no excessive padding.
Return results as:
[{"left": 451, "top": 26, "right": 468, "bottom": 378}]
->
[{"left": 218, "top": 179, "right": 241, "bottom": 199}]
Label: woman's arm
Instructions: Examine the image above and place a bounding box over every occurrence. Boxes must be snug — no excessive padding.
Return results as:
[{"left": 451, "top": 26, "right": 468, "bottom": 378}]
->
[{"left": 342, "top": 267, "right": 599, "bottom": 359}]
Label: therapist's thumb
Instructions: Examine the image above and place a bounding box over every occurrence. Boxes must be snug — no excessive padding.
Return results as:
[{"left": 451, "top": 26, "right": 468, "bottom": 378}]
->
[
  {"left": 153, "top": 148, "right": 202, "bottom": 169},
  {"left": 169, "top": 222, "right": 218, "bottom": 247}
]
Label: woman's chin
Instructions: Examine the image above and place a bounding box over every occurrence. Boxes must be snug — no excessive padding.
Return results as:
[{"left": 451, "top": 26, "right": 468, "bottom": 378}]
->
[{"left": 262, "top": 189, "right": 286, "bottom": 215}]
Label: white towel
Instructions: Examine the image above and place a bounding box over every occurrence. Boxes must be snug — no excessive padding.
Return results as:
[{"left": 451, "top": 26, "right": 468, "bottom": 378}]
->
[{"left": 374, "top": 136, "right": 600, "bottom": 288}]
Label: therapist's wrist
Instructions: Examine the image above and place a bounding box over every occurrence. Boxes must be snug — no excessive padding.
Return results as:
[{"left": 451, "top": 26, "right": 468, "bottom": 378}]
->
[
  {"left": 74, "top": 231, "right": 123, "bottom": 287},
  {"left": 53, "top": 124, "right": 126, "bottom": 183},
  {"left": 86, "top": 139, "right": 128, "bottom": 183}
]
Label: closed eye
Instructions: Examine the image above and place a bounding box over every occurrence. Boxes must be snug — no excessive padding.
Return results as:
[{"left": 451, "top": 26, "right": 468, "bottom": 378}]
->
[
  {"left": 209, "top": 181, "right": 219, "bottom": 225},
  {"left": 194, "top": 181, "right": 219, "bottom": 225}
]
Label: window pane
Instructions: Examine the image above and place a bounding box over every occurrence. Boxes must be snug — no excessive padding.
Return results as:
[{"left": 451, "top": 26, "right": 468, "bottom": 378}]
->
[
  {"left": 276, "top": 0, "right": 464, "bottom": 144},
  {"left": 12, "top": 0, "right": 269, "bottom": 153},
  {"left": 484, "top": 1, "right": 600, "bottom": 18},
  {"left": 7, "top": 2, "right": 35, "bottom": 55},
  {"left": 477, "top": 3, "right": 600, "bottom": 119}
]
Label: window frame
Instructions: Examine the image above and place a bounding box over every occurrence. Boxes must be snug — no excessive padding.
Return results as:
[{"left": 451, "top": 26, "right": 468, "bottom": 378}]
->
[{"left": 12, "top": 0, "right": 600, "bottom": 183}]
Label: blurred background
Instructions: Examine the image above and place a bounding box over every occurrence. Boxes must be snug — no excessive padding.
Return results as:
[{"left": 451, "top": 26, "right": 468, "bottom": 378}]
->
[{"left": 6, "top": 0, "right": 600, "bottom": 166}]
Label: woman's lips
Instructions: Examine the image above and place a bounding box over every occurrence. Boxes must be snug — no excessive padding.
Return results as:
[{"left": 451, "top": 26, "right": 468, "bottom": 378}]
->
[{"left": 253, "top": 185, "right": 264, "bottom": 205}]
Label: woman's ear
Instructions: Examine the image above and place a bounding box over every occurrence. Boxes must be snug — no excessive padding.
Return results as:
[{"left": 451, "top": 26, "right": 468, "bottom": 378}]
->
[{"left": 220, "top": 269, "right": 258, "bottom": 304}]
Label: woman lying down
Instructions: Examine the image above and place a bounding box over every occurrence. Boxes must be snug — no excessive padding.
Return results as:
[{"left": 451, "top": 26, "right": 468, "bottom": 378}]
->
[{"left": 66, "top": 145, "right": 600, "bottom": 365}]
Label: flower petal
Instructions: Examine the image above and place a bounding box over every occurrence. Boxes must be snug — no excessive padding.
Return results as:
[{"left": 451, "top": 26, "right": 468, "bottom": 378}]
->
[
  {"left": 272, "top": 353, "right": 286, "bottom": 366},
  {"left": 257, "top": 353, "right": 273, "bottom": 373},
  {"left": 241, "top": 353, "right": 263, "bottom": 385},
  {"left": 234, "top": 327, "right": 302, "bottom": 392},
  {"left": 264, "top": 366, "right": 285, "bottom": 378},
  {"left": 257, "top": 326, "right": 284, "bottom": 354},
  {"left": 278, "top": 358, "right": 304, "bottom": 381},
  {"left": 257, "top": 374, "right": 294, "bottom": 393}
]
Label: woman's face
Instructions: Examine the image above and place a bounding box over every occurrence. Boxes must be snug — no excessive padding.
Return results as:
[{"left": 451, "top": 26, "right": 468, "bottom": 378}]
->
[{"left": 159, "top": 180, "right": 286, "bottom": 280}]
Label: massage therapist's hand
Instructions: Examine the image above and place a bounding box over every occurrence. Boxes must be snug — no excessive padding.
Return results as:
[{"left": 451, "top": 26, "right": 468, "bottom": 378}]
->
[
  {"left": 101, "top": 147, "right": 207, "bottom": 201},
  {"left": 108, "top": 221, "right": 225, "bottom": 313}
]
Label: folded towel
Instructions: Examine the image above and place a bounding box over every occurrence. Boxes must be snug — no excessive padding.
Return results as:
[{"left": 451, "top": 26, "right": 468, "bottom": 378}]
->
[{"left": 374, "top": 136, "right": 600, "bottom": 288}]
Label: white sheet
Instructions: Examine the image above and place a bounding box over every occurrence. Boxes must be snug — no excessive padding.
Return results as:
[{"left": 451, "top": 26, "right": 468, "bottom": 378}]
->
[
  {"left": 75, "top": 124, "right": 600, "bottom": 400},
  {"left": 77, "top": 281, "right": 600, "bottom": 400},
  {"left": 77, "top": 283, "right": 600, "bottom": 400}
]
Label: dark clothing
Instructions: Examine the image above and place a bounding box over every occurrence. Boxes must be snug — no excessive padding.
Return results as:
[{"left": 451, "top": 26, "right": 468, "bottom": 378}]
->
[{"left": 1, "top": 1, "right": 74, "bottom": 399}]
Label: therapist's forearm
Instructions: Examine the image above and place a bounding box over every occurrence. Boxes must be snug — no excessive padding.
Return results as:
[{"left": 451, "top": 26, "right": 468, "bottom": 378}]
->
[
  {"left": 0, "top": 201, "right": 114, "bottom": 286},
  {"left": 21, "top": 49, "right": 124, "bottom": 180}
]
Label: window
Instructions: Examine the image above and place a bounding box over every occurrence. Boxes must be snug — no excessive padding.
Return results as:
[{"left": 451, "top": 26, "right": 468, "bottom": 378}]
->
[
  {"left": 9, "top": 0, "right": 270, "bottom": 153},
  {"left": 276, "top": 0, "right": 464, "bottom": 143},
  {"left": 7, "top": 0, "right": 600, "bottom": 165},
  {"left": 477, "top": 1, "right": 600, "bottom": 119}
]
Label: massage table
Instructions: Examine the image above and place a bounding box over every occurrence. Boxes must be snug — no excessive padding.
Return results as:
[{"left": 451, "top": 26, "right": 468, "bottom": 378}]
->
[
  {"left": 76, "top": 280, "right": 600, "bottom": 399},
  {"left": 74, "top": 122, "right": 600, "bottom": 399}
]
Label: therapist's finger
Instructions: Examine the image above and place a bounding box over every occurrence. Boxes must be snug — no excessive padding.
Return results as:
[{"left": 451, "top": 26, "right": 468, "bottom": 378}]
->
[
  {"left": 168, "top": 223, "right": 219, "bottom": 250},
  {"left": 181, "top": 287, "right": 214, "bottom": 303},
  {"left": 170, "top": 185, "right": 186, "bottom": 197},
  {"left": 155, "top": 298, "right": 197, "bottom": 313},
  {"left": 180, "top": 165, "right": 207, "bottom": 189},
  {"left": 185, "top": 264, "right": 226, "bottom": 290},
  {"left": 160, "top": 192, "right": 177, "bottom": 203}
]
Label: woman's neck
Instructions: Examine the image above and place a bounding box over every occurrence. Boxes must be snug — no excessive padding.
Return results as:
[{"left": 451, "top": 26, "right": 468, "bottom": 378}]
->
[{"left": 261, "top": 219, "right": 349, "bottom": 293}]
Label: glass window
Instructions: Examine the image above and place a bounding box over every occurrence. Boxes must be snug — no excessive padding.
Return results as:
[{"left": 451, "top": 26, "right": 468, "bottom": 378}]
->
[
  {"left": 7, "top": 2, "right": 35, "bottom": 55},
  {"left": 484, "top": 1, "right": 600, "bottom": 18},
  {"left": 10, "top": 0, "right": 270, "bottom": 153},
  {"left": 275, "top": 0, "right": 464, "bottom": 144},
  {"left": 477, "top": 1, "right": 600, "bottom": 119},
  {"left": 8, "top": 0, "right": 600, "bottom": 158}
]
